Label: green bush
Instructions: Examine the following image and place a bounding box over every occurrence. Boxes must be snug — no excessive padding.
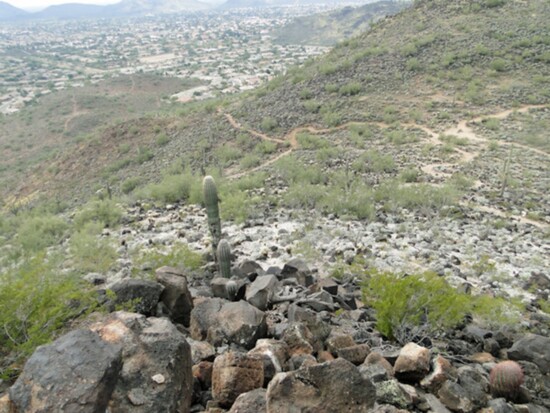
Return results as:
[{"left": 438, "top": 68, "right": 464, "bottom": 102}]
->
[
  {"left": 156, "top": 133, "right": 170, "bottom": 146},
  {"left": 303, "top": 100, "right": 321, "bottom": 113},
  {"left": 0, "top": 254, "right": 99, "bottom": 376},
  {"left": 17, "top": 214, "right": 68, "bottom": 253},
  {"left": 70, "top": 222, "right": 117, "bottom": 273},
  {"left": 296, "top": 133, "right": 329, "bottom": 150},
  {"left": 133, "top": 243, "right": 204, "bottom": 275},
  {"left": 240, "top": 154, "right": 261, "bottom": 169},
  {"left": 254, "top": 141, "right": 278, "bottom": 155},
  {"left": 353, "top": 150, "right": 396, "bottom": 173},
  {"left": 260, "top": 117, "right": 278, "bottom": 132},
  {"left": 339, "top": 82, "right": 362, "bottom": 96},
  {"left": 74, "top": 199, "right": 123, "bottom": 229},
  {"left": 375, "top": 181, "right": 460, "bottom": 213},
  {"left": 323, "top": 112, "right": 342, "bottom": 127},
  {"left": 121, "top": 177, "right": 142, "bottom": 194},
  {"left": 215, "top": 144, "right": 242, "bottom": 165},
  {"left": 362, "top": 270, "right": 521, "bottom": 341}
]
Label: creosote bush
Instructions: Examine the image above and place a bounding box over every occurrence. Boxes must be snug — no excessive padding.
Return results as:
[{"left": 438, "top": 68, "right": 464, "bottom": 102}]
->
[
  {"left": 362, "top": 270, "right": 522, "bottom": 342},
  {"left": 0, "top": 253, "right": 100, "bottom": 379},
  {"left": 74, "top": 199, "right": 123, "bottom": 229}
]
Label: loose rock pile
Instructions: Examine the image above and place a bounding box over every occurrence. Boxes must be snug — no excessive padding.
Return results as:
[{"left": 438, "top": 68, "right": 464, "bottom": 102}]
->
[{"left": 2, "top": 260, "right": 549, "bottom": 413}]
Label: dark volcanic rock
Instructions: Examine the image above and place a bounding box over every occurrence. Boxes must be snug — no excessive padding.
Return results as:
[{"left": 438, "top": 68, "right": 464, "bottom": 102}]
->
[
  {"left": 92, "top": 311, "right": 193, "bottom": 413},
  {"left": 10, "top": 329, "right": 122, "bottom": 413},
  {"left": 155, "top": 266, "right": 194, "bottom": 326},
  {"left": 508, "top": 334, "right": 550, "bottom": 374},
  {"left": 266, "top": 358, "right": 376, "bottom": 412},
  {"left": 109, "top": 278, "right": 164, "bottom": 315}
]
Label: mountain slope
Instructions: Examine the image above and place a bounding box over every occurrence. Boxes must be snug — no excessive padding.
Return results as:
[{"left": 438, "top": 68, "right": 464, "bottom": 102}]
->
[
  {"left": 0, "top": 1, "right": 28, "bottom": 20},
  {"left": 4, "top": 0, "right": 550, "bottom": 227},
  {"left": 108, "top": 0, "right": 211, "bottom": 15},
  {"left": 273, "top": 1, "right": 410, "bottom": 46},
  {"left": 35, "top": 3, "right": 106, "bottom": 19}
]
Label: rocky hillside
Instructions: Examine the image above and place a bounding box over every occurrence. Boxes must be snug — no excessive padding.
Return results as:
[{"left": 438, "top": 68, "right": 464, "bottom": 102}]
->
[
  {"left": 273, "top": 0, "right": 409, "bottom": 46},
  {"left": 1, "top": 0, "right": 550, "bottom": 411}
]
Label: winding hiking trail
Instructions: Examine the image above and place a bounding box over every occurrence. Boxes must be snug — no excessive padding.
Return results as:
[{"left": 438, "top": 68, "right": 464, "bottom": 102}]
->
[
  {"left": 63, "top": 93, "right": 88, "bottom": 133},
  {"left": 221, "top": 104, "right": 549, "bottom": 228}
]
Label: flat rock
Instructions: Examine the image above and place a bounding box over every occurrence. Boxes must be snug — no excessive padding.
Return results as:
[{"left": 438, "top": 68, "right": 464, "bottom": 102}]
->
[{"left": 393, "top": 342, "right": 431, "bottom": 383}]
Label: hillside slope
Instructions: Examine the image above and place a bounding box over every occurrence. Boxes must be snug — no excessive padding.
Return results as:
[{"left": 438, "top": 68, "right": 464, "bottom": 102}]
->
[
  {"left": 273, "top": 0, "right": 409, "bottom": 46},
  {"left": 4, "top": 0, "right": 550, "bottom": 229}
]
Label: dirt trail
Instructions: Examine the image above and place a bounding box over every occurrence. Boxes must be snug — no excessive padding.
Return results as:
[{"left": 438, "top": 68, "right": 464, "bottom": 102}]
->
[
  {"left": 63, "top": 93, "right": 88, "bottom": 133},
  {"left": 221, "top": 105, "right": 549, "bottom": 228}
]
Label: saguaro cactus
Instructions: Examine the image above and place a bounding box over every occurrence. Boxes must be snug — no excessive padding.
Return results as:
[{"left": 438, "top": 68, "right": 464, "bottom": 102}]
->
[
  {"left": 203, "top": 175, "right": 222, "bottom": 255},
  {"left": 490, "top": 360, "right": 524, "bottom": 401},
  {"left": 217, "top": 239, "right": 231, "bottom": 278}
]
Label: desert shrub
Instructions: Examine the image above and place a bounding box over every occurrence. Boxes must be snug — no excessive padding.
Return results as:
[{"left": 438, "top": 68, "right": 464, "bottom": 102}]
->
[
  {"left": 260, "top": 117, "right": 278, "bottom": 132},
  {"left": 240, "top": 154, "right": 261, "bottom": 169},
  {"left": 133, "top": 243, "right": 204, "bottom": 276},
  {"left": 322, "top": 112, "right": 342, "bottom": 127},
  {"left": 375, "top": 181, "right": 460, "bottom": 213},
  {"left": 121, "top": 177, "right": 142, "bottom": 194},
  {"left": 296, "top": 133, "right": 329, "bottom": 150},
  {"left": 156, "top": 133, "right": 170, "bottom": 146},
  {"left": 74, "top": 199, "right": 123, "bottom": 229},
  {"left": 399, "top": 168, "right": 420, "bottom": 183},
  {"left": 215, "top": 144, "right": 242, "bottom": 165},
  {"left": 275, "top": 156, "right": 323, "bottom": 185},
  {"left": 17, "top": 214, "right": 68, "bottom": 253},
  {"left": 303, "top": 100, "right": 321, "bottom": 113},
  {"left": 0, "top": 254, "right": 99, "bottom": 377},
  {"left": 70, "top": 222, "right": 117, "bottom": 273},
  {"left": 339, "top": 82, "right": 362, "bottom": 96},
  {"left": 135, "top": 147, "right": 154, "bottom": 164},
  {"left": 254, "top": 141, "right": 277, "bottom": 155},
  {"left": 324, "top": 83, "right": 339, "bottom": 93},
  {"left": 136, "top": 169, "right": 202, "bottom": 205},
  {"left": 353, "top": 150, "right": 396, "bottom": 173},
  {"left": 283, "top": 183, "right": 326, "bottom": 209},
  {"left": 362, "top": 270, "right": 521, "bottom": 342}
]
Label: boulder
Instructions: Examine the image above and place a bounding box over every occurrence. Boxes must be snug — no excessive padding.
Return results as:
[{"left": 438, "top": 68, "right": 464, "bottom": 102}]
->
[
  {"left": 109, "top": 278, "right": 164, "bottom": 315},
  {"left": 338, "top": 343, "right": 371, "bottom": 365},
  {"left": 211, "top": 278, "right": 246, "bottom": 301},
  {"left": 287, "top": 304, "right": 330, "bottom": 352},
  {"left": 393, "top": 342, "right": 431, "bottom": 383},
  {"left": 375, "top": 379, "right": 415, "bottom": 409},
  {"left": 282, "top": 323, "right": 314, "bottom": 356},
  {"left": 246, "top": 274, "right": 278, "bottom": 311},
  {"left": 267, "top": 358, "right": 376, "bottom": 413},
  {"left": 188, "top": 337, "right": 216, "bottom": 364},
  {"left": 421, "top": 355, "right": 458, "bottom": 392},
  {"left": 228, "top": 388, "right": 267, "bottom": 413},
  {"left": 508, "top": 334, "right": 550, "bottom": 374},
  {"left": 0, "top": 395, "right": 15, "bottom": 413},
  {"left": 155, "top": 266, "right": 194, "bottom": 326},
  {"left": 281, "top": 258, "right": 315, "bottom": 287},
  {"left": 437, "top": 366, "right": 489, "bottom": 413},
  {"left": 9, "top": 329, "right": 122, "bottom": 413},
  {"left": 248, "top": 339, "right": 290, "bottom": 385},
  {"left": 193, "top": 361, "right": 213, "bottom": 389},
  {"left": 209, "top": 301, "right": 267, "bottom": 349},
  {"left": 212, "top": 352, "right": 264, "bottom": 408},
  {"left": 190, "top": 297, "right": 226, "bottom": 340},
  {"left": 325, "top": 333, "right": 355, "bottom": 354},
  {"left": 92, "top": 311, "right": 193, "bottom": 412}
]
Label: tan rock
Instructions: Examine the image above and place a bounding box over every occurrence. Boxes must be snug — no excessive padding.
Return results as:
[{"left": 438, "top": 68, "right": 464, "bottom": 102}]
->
[
  {"left": 212, "top": 351, "right": 264, "bottom": 408},
  {"left": 0, "top": 394, "right": 16, "bottom": 413},
  {"left": 393, "top": 342, "right": 430, "bottom": 382},
  {"left": 420, "top": 355, "right": 458, "bottom": 391}
]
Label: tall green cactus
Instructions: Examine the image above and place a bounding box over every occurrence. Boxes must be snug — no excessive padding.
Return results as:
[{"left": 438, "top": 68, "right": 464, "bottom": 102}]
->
[
  {"left": 217, "top": 239, "right": 232, "bottom": 278},
  {"left": 203, "top": 175, "right": 221, "bottom": 255}
]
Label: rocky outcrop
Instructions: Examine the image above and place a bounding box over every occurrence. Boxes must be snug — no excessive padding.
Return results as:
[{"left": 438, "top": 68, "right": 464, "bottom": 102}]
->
[
  {"left": 266, "top": 358, "right": 376, "bottom": 412},
  {"left": 92, "top": 312, "right": 193, "bottom": 413},
  {"left": 9, "top": 329, "right": 122, "bottom": 413}
]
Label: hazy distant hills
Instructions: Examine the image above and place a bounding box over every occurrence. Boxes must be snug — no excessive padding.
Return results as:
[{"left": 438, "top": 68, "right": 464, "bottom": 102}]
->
[
  {"left": 0, "top": 0, "right": 211, "bottom": 21},
  {"left": 221, "top": 0, "right": 368, "bottom": 8},
  {"left": 274, "top": 0, "right": 409, "bottom": 46},
  {"left": 0, "top": 1, "right": 28, "bottom": 20}
]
